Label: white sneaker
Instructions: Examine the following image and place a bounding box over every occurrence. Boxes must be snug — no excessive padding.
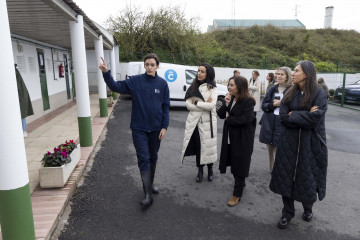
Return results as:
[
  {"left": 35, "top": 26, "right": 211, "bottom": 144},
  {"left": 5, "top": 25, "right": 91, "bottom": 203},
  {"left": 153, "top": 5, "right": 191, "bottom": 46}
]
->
[{"left": 23, "top": 131, "right": 28, "bottom": 137}]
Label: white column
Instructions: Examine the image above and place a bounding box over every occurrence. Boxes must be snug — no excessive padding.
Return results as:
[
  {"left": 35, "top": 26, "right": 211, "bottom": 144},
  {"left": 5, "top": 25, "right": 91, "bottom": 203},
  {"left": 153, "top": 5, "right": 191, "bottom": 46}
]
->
[
  {"left": 110, "top": 47, "right": 117, "bottom": 80},
  {"left": 69, "top": 15, "right": 91, "bottom": 117},
  {"left": 94, "top": 35, "right": 107, "bottom": 99},
  {"left": 0, "top": 1, "right": 35, "bottom": 239},
  {"left": 0, "top": 0, "right": 29, "bottom": 193},
  {"left": 69, "top": 15, "right": 93, "bottom": 146}
]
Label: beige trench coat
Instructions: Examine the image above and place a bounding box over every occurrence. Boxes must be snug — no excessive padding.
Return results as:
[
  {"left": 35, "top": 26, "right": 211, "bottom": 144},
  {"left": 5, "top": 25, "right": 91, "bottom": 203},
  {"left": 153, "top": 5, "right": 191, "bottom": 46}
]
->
[{"left": 249, "top": 77, "right": 260, "bottom": 112}]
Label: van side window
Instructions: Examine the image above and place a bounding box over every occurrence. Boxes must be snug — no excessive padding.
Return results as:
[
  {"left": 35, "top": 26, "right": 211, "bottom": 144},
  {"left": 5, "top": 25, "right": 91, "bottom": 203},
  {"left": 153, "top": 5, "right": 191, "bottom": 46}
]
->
[{"left": 186, "top": 70, "right": 197, "bottom": 85}]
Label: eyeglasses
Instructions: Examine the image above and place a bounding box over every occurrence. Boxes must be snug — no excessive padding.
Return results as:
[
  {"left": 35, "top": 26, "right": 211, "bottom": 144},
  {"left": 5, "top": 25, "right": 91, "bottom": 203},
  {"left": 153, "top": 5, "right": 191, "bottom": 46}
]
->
[{"left": 145, "top": 63, "right": 156, "bottom": 67}]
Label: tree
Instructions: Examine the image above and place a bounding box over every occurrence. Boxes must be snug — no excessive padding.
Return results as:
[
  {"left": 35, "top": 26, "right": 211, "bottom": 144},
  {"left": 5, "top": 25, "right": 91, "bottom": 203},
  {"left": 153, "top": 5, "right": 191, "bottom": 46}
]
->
[{"left": 106, "top": 6, "right": 200, "bottom": 63}]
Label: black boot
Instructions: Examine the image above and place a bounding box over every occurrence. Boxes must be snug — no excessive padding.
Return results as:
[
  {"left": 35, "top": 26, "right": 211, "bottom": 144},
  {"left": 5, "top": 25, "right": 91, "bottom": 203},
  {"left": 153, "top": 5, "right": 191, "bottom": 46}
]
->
[
  {"left": 140, "top": 171, "right": 153, "bottom": 206},
  {"left": 196, "top": 166, "right": 204, "bottom": 182},
  {"left": 150, "top": 163, "right": 159, "bottom": 194},
  {"left": 207, "top": 164, "right": 214, "bottom": 181}
]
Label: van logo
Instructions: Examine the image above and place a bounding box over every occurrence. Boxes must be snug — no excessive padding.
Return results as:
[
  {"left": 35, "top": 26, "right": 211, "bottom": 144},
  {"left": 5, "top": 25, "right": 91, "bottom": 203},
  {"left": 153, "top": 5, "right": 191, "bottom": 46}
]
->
[{"left": 165, "top": 69, "right": 177, "bottom": 82}]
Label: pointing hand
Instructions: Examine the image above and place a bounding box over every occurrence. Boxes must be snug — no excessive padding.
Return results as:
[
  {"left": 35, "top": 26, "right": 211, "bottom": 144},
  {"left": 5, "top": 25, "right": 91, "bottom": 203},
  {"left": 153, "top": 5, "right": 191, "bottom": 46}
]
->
[{"left": 99, "top": 57, "right": 108, "bottom": 73}]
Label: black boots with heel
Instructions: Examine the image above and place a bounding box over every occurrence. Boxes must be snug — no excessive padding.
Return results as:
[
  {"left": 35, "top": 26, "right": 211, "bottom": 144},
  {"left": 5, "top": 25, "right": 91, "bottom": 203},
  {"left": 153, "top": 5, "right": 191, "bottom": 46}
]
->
[
  {"left": 196, "top": 166, "right": 204, "bottom": 182},
  {"left": 196, "top": 165, "right": 214, "bottom": 182}
]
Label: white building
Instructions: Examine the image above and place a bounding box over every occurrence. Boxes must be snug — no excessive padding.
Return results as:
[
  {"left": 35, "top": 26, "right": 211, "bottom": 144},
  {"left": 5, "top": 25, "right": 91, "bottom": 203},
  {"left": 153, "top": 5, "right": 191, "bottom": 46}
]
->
[{"left": 6, "top": 0, "right": 119, "bottom": 123}]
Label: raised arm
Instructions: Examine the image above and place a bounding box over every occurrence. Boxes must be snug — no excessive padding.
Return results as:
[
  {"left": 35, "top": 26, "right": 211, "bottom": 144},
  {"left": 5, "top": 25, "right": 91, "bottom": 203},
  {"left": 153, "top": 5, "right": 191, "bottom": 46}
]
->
[{"left": 100, "top": 57, "right": 132, "bottom": 94}]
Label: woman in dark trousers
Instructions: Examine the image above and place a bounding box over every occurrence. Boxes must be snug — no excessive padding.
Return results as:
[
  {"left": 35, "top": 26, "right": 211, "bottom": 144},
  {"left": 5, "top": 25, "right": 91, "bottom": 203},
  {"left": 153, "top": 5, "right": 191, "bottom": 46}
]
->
[
  {"left": 99, "top": 53, "right": 170, "bottom": 206},
  {"left": 180, "top": 63, "right": 218, "bottom": 183},
  {"left": 259, "top": 67, "right": 292, "bottom": 173},
  {"left": 218, "top": 76, "right": 256, "bottom": 207},
  {"left": 269, "top": 60, "right": 328, "bottom": 229}
]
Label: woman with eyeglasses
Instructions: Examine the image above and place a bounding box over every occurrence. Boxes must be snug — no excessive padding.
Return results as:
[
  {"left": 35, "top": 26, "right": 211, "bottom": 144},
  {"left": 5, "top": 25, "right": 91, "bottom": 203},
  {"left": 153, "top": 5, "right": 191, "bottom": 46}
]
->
[
  {"left": 269, "top": 60, "right": 328, "bottom": 229},
  {"left": 99, "top": 53, "right": 170, "bottom": 207},
  {"left": 180, "top": 63, "right": 218, "bottom": 183}
]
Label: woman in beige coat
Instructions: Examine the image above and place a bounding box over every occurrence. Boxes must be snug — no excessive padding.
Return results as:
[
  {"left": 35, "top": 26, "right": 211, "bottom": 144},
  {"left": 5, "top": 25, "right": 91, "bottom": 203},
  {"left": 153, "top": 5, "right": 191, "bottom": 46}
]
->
[
  {"left": 180, "top": 63, "right": 218, "bottom": 182},
  {"left": 249, "top": 70, "right": 260, "bottom": 113}
]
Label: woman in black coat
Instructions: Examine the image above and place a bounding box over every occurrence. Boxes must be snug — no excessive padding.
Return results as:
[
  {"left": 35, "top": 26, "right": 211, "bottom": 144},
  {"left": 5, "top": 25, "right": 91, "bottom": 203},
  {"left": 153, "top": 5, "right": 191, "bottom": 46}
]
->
[
  {"left": 269, "top": 60, "right": 328, "bottom": 229},
  {"left": 259, "top": 66, "right": 292, "bottom": 173},
  {"left": 218, "top": 76, "right": 256, "bottom": 207}
]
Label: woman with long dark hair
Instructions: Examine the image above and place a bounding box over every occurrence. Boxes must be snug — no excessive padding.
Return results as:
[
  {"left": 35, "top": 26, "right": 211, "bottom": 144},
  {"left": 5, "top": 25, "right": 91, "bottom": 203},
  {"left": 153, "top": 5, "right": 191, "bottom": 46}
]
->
[
  {"left": 269, "top": 60, "right": 328, "bottom": 229},
  {"left": 218, "top": 76, "right": 256, "bottom": 207},
  {"left": 180, "top": 63, "right": 218, "bottom": 182}
]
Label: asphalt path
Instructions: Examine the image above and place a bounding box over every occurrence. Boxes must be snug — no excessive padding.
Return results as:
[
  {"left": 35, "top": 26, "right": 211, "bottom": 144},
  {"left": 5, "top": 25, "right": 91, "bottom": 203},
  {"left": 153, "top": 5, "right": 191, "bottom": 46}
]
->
[{"left": 54, "top": 98, "right": 360, "bottom": 240}]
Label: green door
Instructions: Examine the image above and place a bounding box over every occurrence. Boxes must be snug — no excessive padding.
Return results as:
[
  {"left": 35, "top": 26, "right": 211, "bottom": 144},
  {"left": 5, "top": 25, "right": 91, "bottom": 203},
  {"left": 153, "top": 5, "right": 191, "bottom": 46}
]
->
[
  {"left": 36, "top": 49, "right": 50, "bottom": 110},
  {"left": 64, "top": 54, "right": 71, "bottom": 99}
]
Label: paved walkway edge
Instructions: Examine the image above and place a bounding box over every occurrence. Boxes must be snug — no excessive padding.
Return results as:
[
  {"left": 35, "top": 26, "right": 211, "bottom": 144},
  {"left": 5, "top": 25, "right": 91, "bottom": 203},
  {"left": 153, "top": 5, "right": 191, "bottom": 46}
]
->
[{"left": 31, "top": 100, "right": 117, "bottom": 240}]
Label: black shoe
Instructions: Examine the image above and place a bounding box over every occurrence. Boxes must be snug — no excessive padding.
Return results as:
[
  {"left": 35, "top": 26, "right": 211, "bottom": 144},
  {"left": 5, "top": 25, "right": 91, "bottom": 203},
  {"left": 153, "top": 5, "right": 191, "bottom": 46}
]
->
[
  {"left": 277, "top": 216, "right": 291, "bottom": 229},
  {"left": 150, "top": 163, "right": 159, "bottom": 194},
  {"left": 140, "top": 171, "right": 153, "bottom": 206},
  {"left": 207, "top": 165, "right": 214, "bottom": 182},
  {"left": 302, "top": 210, "right": 313, "bottom": 222},
  {"left": 196, "top": 167, "right": 204, "bottom": 182}
]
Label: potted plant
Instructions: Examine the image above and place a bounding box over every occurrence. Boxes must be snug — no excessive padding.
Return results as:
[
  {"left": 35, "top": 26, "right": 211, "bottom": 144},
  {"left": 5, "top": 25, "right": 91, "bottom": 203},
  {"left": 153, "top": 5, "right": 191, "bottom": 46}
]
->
[{"left": 39, "top": 140, "right": 81, "bottom": 188}]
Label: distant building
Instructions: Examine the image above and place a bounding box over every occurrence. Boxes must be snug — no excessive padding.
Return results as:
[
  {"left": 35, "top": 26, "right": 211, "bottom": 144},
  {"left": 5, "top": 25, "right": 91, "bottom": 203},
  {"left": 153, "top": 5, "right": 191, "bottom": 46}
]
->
[{"left": 208, "top": 19, "right": 306, "bottom": 32}]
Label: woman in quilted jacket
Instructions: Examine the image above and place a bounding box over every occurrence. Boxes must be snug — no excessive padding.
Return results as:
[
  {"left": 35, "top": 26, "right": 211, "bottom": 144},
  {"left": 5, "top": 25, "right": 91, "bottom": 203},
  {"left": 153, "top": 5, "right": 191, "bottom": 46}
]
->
[
  {"left": 259, "top": 67, "right": 292, "bottom": 173},
  {"left": 269, "top": 60, "right": 328, "bottom": 229},
  {"left": 180, "top": 63, "right": 218, "bottom": 183}
]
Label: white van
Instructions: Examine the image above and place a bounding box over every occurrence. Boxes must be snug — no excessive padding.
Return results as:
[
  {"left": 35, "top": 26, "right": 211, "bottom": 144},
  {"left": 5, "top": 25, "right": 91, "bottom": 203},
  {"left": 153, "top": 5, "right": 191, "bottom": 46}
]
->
[{"left": 126, "top": 62, "right": 228, "bottom": 107}]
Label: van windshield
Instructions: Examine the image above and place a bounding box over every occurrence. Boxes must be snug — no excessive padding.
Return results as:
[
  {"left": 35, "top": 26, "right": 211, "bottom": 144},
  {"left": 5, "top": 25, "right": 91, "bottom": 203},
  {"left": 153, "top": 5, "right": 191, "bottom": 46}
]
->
[{"left": 186, "top": 70, "right": 197, "bottom": 85}]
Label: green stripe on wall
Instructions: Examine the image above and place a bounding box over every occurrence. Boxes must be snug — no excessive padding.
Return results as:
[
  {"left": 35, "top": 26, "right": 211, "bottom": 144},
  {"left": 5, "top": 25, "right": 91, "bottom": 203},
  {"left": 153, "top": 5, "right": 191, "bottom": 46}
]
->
[
  {"left": 0, "top": 184, "right": 35, "bottom": 240},
  {"left": 78, "top": 116, "right": 93, "bottom": 147},
  {"left": 99, "top": 98, "right": 108, "bottom": 117}
]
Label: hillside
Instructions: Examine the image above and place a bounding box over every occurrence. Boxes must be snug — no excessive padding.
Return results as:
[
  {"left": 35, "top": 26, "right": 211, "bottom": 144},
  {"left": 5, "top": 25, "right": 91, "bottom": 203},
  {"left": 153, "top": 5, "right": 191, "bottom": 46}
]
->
[
  {"left": 198, "top": 26, "right": 360, "bottom": 72},
  {"left": 109, "top": 7, "right": 360, "bottom": 72}
]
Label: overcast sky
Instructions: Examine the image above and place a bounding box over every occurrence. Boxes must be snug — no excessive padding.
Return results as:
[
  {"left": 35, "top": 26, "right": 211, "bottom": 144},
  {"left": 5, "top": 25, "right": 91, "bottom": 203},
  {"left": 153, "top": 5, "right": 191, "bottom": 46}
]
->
[{"left": 73, "top": 0, "right": 360, "bottom": 33}]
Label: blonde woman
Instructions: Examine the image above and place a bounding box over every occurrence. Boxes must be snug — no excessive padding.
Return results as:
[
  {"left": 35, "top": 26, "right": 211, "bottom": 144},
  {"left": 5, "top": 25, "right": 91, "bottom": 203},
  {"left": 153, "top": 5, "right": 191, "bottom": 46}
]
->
[{"left": 259, "top": 67, "right": 292, "bottom": 173}]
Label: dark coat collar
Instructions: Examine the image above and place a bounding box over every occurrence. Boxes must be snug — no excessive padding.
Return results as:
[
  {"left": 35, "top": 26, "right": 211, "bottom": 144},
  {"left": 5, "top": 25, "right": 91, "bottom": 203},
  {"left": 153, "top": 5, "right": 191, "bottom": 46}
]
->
[{"left": 185, "top": 84, "right": 206, "bottom": 101}]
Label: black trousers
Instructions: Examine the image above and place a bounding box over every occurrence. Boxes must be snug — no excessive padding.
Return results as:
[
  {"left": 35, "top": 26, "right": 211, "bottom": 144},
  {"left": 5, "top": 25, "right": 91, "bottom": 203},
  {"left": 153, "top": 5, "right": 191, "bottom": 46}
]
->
[
  {"left": 232, "top": 175, "right": 245, "bottom": 197},
  {"left": 282, "top": 196, "right": 313, "bottom": 219}
]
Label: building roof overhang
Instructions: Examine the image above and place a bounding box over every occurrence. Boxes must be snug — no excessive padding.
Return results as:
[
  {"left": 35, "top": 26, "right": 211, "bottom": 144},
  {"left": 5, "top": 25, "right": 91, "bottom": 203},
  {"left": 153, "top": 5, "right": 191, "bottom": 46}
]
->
[{"left": 6, "top": 0, "right": 116, "bottom": 50}]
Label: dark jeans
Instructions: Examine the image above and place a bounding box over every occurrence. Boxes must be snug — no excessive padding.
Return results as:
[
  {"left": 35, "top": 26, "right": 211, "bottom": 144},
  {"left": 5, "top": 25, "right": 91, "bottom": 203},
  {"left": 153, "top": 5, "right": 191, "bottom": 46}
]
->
[
  {"left": 233, "top": 175, "right": 245, "bottom": 197},
  {"left": 132, "top": 130, "right": 161, "bottom": 171},
  {"left": 282, "top": 196, "right": 313, "bottom": 219}
]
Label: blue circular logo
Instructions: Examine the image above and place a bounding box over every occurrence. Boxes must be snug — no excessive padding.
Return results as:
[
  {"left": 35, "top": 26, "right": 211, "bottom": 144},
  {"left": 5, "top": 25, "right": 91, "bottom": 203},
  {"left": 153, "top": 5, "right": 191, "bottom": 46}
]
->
[{"left": 165, "top": 69, "right": 177, "bottom": 82}]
